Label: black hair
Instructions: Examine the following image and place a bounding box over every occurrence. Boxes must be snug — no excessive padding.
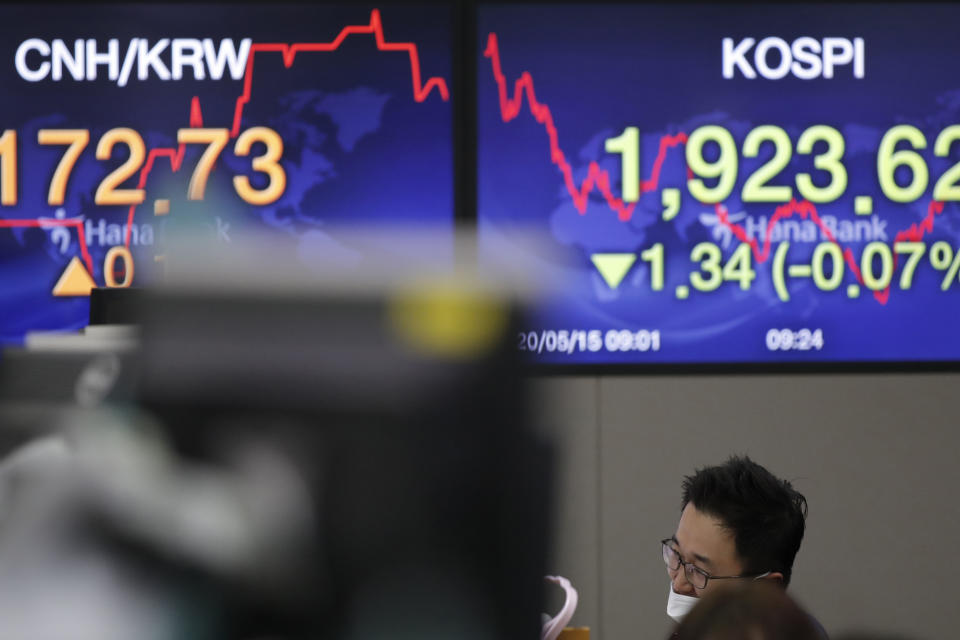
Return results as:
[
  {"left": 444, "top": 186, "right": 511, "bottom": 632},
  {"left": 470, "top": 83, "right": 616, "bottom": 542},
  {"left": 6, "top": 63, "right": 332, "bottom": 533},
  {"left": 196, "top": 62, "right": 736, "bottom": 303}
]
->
[{"left": 680, "top": 455, "right": 807, "bottom": 587}]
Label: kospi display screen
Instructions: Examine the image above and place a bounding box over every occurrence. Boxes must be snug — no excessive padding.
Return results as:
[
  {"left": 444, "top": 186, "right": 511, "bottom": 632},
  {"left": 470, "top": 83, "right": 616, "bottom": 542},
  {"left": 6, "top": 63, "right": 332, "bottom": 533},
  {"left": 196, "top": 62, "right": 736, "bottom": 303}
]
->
[
  {"left": 477, "top": 3, "right": 960, "bottom": 366},
  {"left": 0, "top": 4, "right": 452, "bottom": 344}
]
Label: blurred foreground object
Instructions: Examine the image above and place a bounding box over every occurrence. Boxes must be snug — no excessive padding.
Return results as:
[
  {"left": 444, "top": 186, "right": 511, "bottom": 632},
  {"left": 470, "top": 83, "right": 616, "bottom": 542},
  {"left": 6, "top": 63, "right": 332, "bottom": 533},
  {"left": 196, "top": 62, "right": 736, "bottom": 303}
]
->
[
  {"left": 0, "top": 230, "right": 553, "bottom": 639},
  {"left": 542, "top": 575, "right": 578, "bottom": 640},
  {"left": 832, "top": 635, "right": 918, "bottom": 640},
  {"left": 671, "top": 582, "right": 822, "bottom": 640}
]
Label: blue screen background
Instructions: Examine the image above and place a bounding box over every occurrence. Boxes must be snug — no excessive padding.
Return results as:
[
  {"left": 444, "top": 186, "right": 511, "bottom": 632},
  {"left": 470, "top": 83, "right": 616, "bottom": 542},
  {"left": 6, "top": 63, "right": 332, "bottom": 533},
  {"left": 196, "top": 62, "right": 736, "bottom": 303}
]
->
[
  {"left": 478, "top": 3, "right": 960, "bottom": 364},
  {"left": 0, "top": 4, "right": 452, "bottom": 344}
]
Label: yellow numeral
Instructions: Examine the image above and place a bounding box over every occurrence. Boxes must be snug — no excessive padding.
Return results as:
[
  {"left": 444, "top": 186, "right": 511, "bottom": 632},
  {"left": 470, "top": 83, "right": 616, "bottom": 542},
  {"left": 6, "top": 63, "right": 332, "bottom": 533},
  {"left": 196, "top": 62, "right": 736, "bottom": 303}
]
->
[
  {"left": 177, "top": 128, "right": 229, "bottom": 200},
  {"left": 811, "top": 242, "right": 843, "bottom": 291},
  {"left": 686, "top": 126, "right": 737, "bottom": 203},
  {"left": 0, "top": 130, "right": 15, "bottom": 205},
  {"left": 640, "top": 243, "right": 664, "bottom": 290},
  {"left": 933, "top": 125, "right": 960, "bottom": 201},
  {"left": 605, "top": 126, "right": 640, "bottom": 203},
  {"left": 721, "top": 242, "right": 756, "bottom": 289},
  {"left": 795, "top": 125, "right": 847, "bottom": 203},
  {"left": 690, "top": 242, "right": 723, "bottom": 291},
  {"left": 877, "top": 125, "right": 928, "bottom": 203},
  {"left": 38, "top": 129, "right": 90, "bottom": 206},
  {"left": 94, "top": 128, "right": 146, "bottom": 206},
  {"left": 104, "top": 245, "right": 134, "bottom": 288},
  {"left": 741, "top": 125, "right": 792, "bottom": 202},
  {"left": 233, "top": 126, "right": 285, "bottom": 205},
  {"left": 894, "top": 241, "right": 925, "bottom": 290},
  {"left": 860, "top": 242, "right": 894, "bottom": 290}
]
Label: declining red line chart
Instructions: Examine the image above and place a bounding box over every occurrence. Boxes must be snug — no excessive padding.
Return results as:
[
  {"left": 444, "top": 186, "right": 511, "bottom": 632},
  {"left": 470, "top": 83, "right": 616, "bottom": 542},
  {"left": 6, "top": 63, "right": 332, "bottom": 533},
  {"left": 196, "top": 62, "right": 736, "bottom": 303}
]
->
[
  {"left": 484, "top": 33, "right": 686, "bottom": 223},
  {"left": 0, "top": 216, "right": 93, "bottom": 275},
  {"left": 483, "top": 30, "right": 949, "bottom": 306}
]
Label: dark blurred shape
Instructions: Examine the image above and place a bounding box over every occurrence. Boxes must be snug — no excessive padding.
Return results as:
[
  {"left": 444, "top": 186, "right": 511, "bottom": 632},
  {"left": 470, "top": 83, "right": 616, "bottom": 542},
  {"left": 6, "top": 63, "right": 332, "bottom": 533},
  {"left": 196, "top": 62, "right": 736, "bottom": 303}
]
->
[
  {"left": 89, "top": 287, "right": 143, "bottom": 326},
  {"left": 0, "top": 232, "right": 553, "bottom": 639},
  {"left": 0, "top": 349, "right": 134, "bottom": 407},
  {"left": 832, "top": 635, "right": 918, "bottom": 640},
  {"left": 671, "top": 582, "right": 822, "bottom": 640},
  {"left": 1, "top": 285, "right": 140, "bottom": 409},
  {"left": 125, "top": 236, "right": 553, "bottom": 639},
  {"left": 0, "top": 293, "right": 138, "bottom": 457}
]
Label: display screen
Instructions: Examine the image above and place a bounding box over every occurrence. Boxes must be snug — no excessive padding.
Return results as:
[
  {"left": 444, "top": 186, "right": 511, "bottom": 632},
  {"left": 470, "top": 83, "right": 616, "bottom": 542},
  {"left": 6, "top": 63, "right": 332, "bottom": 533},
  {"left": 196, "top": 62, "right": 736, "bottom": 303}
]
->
[
  {"left": 478, "top": 3, "right": 960, "bottom": 365},
  {"left": 0, "top": 4, "right": 452, "bottom": 344}
]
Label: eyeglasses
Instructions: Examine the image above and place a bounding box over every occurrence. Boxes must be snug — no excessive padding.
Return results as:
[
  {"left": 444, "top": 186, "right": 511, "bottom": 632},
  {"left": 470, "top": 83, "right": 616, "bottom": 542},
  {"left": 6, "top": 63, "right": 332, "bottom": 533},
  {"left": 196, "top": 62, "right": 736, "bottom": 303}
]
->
[{"left": 661, "top": 538, "right": 771, "bottom": 590}]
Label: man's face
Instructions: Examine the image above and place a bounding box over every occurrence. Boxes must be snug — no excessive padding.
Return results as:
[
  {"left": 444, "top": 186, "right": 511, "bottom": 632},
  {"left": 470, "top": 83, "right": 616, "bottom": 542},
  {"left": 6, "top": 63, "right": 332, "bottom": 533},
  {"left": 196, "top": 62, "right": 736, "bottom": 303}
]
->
[{"left": 668, "top": 502, "right": 744, "bottom": 597}]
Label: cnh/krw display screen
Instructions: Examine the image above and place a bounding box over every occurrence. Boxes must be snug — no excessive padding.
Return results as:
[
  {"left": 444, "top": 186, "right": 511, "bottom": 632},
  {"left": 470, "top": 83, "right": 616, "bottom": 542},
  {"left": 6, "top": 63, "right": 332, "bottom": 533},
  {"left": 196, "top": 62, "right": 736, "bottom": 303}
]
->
[
  {"left": 0, "top": 4, "right": 452, "bottom": 344},
  {"left": 478, "top": 3, "right": 960, "bottom": 365}
]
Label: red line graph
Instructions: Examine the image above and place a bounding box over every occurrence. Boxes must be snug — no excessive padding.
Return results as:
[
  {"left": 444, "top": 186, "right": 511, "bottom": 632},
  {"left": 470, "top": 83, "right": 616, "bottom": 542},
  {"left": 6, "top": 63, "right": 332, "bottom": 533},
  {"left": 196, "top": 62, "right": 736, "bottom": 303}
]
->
[
  {"left": 125, "top": 8, "right": 449, "bottom": 245},
  {"left": 1, "top": 9, "right": 449, "bottom": 283},
  {"left": 880, "top": 200, "right": 947, "bottom": 303},
  {"left": 232, "top": 9, "right": 449, "bottom": 137},
  {"left": 484, "top": 33, "right": 686, "bottom": 222},
  {"left": 123, "top": 96, "right": 205, "bottom": 245},
  {"left": 0, "top": 218, "right": 93, "bottom": 274},
  {"left": 713, "top": 199, "right": 947, "bottom": 305},
  {"left": 485, "top": 31, "right": 951, "bottom": 305},
  {"left": 714, "top": 199, "right": 873, "bottom": 298}
]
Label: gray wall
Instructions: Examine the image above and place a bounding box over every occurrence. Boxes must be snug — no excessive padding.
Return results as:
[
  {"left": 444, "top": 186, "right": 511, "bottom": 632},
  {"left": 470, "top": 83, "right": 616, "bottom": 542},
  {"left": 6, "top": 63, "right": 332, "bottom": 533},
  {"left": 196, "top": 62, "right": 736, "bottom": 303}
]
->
[{"left": 532, "top": 373, "right": 960, "bottom": 640}]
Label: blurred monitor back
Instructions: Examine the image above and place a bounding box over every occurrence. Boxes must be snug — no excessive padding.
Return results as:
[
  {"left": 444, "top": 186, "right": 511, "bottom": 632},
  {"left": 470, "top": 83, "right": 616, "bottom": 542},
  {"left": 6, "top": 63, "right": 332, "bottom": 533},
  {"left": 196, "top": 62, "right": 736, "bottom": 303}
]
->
[
  {"left": 0, "top": 288, "right": 139, "bottom": 454},
  {"left": 133, "top": 233, "right": 553, "bottom": 639}
]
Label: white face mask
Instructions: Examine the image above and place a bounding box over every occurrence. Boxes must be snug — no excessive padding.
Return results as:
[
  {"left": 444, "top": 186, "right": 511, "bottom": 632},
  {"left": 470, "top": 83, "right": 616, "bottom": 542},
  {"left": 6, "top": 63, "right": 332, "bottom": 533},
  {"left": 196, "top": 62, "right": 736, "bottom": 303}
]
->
[{"left": 666, "top": 584, "right": 699, "bottom": 622}]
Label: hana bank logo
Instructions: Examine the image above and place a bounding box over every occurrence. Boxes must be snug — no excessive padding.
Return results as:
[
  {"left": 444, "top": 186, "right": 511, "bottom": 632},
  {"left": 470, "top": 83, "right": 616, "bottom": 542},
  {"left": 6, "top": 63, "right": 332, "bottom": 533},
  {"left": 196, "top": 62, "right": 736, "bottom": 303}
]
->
[
  {"left": 699, "top": 210, "right": 746, "bottom": 248},
  {"left": 699, "top": 210, "right": 889, "bottom": 245}
]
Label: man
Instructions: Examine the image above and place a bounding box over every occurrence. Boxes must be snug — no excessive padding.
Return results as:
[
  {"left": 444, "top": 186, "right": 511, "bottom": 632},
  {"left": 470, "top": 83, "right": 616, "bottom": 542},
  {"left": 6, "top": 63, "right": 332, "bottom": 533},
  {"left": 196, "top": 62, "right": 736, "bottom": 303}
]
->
[{"left": 662, "top": 455, "right": 826, "bottom": 636}]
